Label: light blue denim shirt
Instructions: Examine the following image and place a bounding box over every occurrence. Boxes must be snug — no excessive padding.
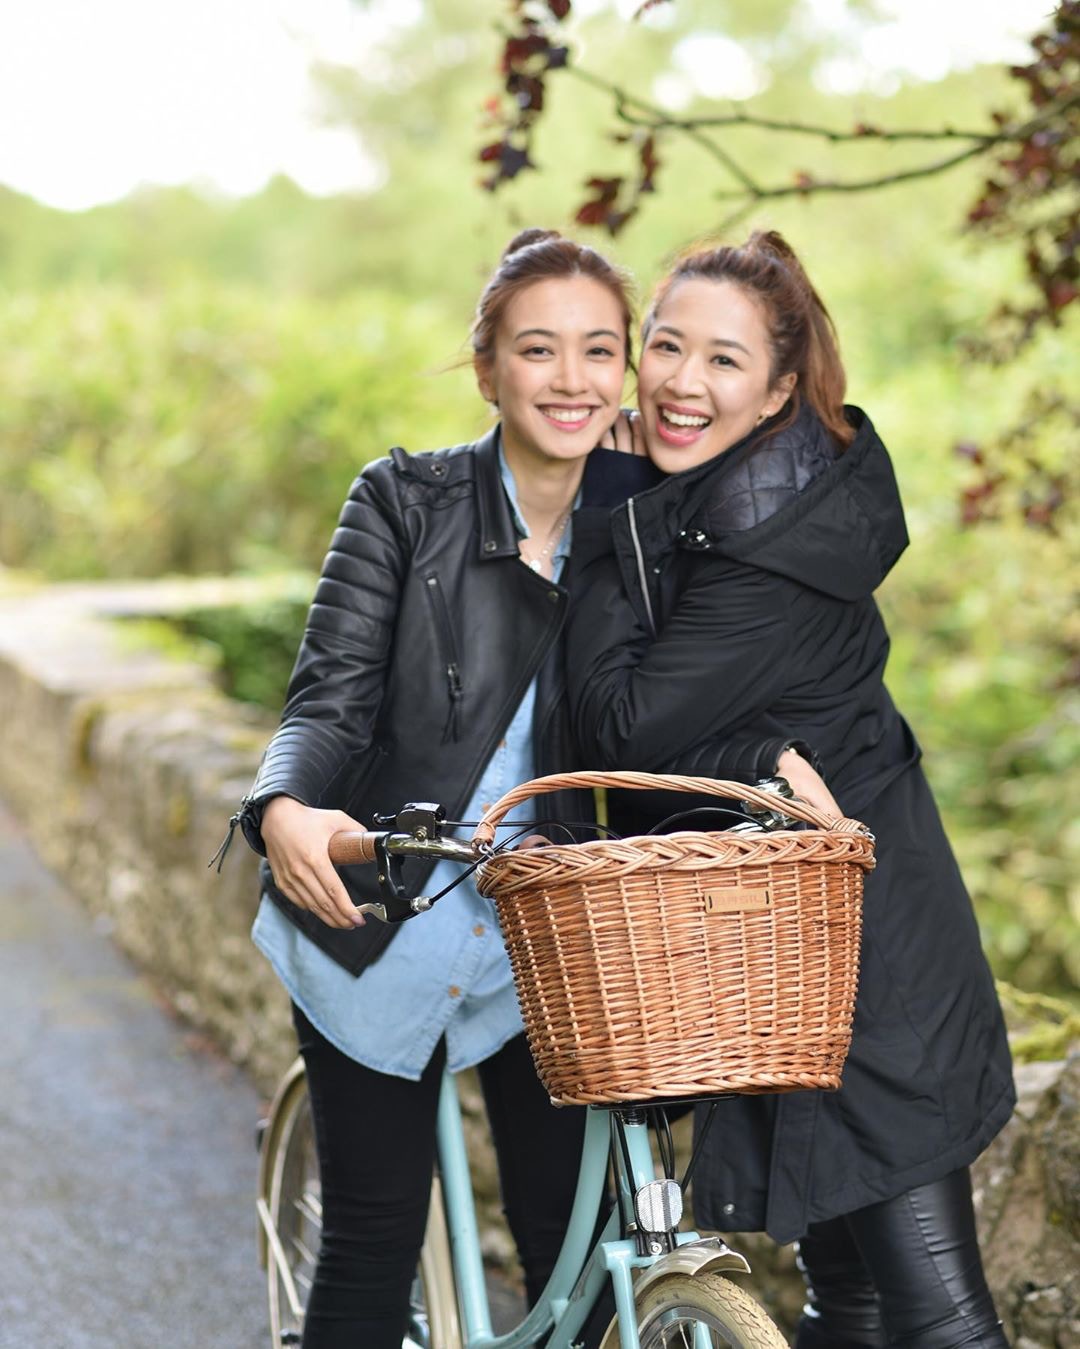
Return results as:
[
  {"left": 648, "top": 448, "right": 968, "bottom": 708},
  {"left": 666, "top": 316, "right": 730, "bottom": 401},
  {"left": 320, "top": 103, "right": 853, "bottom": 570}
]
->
[{"left": 252, "top": 447, "right": 573, "bottom": 1079}]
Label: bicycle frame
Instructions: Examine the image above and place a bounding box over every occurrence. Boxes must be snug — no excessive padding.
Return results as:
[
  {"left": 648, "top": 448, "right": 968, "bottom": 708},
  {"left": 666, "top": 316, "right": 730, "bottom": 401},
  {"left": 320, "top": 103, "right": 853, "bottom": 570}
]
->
[{"left": 435, "top": 1069, "right": 749, "bottom": 1349}]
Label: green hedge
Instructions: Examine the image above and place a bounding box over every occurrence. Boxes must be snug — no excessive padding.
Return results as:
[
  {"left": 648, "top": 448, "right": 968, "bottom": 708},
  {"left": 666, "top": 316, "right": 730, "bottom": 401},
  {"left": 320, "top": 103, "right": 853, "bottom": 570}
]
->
[{"left": 0, "top": 282, "right": 482, "bottom": 578}]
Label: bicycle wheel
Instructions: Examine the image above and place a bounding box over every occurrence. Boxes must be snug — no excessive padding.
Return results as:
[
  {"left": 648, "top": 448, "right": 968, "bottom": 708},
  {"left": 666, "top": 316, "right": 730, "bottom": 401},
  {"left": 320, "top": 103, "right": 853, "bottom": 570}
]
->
[
  {"left": 261, "top": 1074, "right": 319, "bottom": 1347},
  {"left": 259, "top": 1069, "right": 462, "bottom": 1349},
  {"left": 634, "top": 1271, "right": 787, "bottom": 1349}
]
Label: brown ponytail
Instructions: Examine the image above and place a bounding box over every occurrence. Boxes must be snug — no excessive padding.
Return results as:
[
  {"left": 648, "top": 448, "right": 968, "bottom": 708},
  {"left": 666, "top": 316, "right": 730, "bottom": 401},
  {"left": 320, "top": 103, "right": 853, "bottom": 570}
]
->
[
  {"left": 645, "top": 230, "right": 853, "bottom": 449},
  {"left": 471, "top": 229, "right": 636, "bottom": 378}
]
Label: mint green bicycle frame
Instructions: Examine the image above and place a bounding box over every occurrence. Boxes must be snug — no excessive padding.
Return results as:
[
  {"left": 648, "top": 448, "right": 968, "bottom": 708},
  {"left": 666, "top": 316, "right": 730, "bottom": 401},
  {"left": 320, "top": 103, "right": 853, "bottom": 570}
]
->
[{"left": 436, "top": 1069, "right": 724, "bottom": 1349}]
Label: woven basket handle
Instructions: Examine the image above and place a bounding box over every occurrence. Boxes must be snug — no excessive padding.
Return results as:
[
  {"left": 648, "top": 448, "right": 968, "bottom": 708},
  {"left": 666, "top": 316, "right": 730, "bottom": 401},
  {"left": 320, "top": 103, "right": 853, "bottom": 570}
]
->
[{"left": 471, "top": 770, "right": 866, "bottom": 848}]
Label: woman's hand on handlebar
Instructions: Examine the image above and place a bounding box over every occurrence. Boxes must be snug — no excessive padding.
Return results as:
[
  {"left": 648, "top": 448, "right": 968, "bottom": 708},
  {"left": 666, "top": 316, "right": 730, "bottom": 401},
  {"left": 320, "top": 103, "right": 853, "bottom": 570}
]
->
[
  {"left": 261, "top": 796, "right": 369, "bottom": 929},
  {"left": 776, "top": 748, "right": 841, "bottom": 818}
]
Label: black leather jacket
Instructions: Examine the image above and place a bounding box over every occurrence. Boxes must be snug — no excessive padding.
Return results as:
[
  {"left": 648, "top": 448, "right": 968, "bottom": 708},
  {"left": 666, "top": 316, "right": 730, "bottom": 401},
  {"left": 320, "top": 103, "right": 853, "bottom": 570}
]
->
[{"left": 237, "top": 426, "right": 592, "bottom": 975}]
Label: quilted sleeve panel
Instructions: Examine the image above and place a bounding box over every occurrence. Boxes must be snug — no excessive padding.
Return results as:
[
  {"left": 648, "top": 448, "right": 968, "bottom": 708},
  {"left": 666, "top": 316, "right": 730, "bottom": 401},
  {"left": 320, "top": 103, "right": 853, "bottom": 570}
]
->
[{"left": 244, "top": 461, "right": 408, "bottom": 832}]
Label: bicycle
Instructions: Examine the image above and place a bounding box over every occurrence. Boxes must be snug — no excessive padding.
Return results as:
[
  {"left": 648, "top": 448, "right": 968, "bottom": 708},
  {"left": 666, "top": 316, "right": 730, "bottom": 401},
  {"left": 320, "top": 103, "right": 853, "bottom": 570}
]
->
[{"left": 256, "top": 772, "right": 869, "bottom": 1348}]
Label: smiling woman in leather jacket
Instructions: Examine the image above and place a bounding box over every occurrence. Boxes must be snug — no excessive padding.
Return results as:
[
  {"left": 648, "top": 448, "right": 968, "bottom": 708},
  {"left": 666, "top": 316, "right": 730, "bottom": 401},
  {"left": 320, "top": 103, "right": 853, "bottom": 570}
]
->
[
  {"left": 565, "top": 232, "right": 1014, "bottom": 1348},
  {"left": 232, "top": 229, "right": 642, "bottom": 1348}
]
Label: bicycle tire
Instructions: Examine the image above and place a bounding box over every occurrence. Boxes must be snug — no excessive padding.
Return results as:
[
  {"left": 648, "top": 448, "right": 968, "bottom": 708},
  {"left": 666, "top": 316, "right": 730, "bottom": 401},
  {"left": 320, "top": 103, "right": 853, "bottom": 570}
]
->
[
  {"left": 632, "top": 1270, "right": 788, "bottom": 1349},
  {"left": 259, "top": 1067, "right": 461, "bottom": 1349},
  {"left": 262, "top": 1073, "right": 319, "bottom": 1347}
]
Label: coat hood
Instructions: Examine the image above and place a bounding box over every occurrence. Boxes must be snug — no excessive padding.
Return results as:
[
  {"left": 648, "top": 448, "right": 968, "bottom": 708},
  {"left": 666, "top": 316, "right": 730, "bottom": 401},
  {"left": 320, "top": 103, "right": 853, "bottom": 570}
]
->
[{"left": 681, "top": 405, "right": 909, "bottom": 601}]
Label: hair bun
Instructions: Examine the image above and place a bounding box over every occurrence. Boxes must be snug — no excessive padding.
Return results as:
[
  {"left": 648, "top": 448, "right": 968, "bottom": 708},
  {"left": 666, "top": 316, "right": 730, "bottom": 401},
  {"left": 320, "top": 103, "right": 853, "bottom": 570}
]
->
[
  {"left": 746, "top": 229, "right": 799, "bottom": 265},
  {"left": 501, "top": 227, "right": 561, "bottom": 260}
]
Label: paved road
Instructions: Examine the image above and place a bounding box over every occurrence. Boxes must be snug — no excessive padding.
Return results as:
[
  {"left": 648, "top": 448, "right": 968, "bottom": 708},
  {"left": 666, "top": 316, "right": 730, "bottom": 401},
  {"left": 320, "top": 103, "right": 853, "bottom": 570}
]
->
[{"left": 0, "top": 797, "right": 267, "bottom": 1348}]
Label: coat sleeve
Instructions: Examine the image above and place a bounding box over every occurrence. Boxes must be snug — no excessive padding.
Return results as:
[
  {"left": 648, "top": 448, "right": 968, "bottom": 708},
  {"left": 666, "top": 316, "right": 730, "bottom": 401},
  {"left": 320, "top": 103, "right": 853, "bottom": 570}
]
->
[
  {"left": 662, "top": 721, "right": 821, "bottom": 785},
  {"left": 567, "top": 548, "right": 796, "bottom": 776},
  {"left": 239, "top": 464, "right": 407, "bottom": 853}
]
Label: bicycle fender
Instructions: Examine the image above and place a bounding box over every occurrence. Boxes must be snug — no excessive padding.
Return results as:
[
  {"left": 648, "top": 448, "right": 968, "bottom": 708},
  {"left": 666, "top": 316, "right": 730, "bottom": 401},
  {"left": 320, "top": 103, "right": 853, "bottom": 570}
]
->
[{"left": 632, "top": 1236, "right": 751, "bottom": 1297}]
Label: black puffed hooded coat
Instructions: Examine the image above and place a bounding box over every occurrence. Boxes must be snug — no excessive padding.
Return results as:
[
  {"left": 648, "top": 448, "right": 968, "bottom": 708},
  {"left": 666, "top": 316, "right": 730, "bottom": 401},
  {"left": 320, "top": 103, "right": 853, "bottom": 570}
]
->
[{"left": 566, "top": 405, "right": 1015, "bottom": 1244}]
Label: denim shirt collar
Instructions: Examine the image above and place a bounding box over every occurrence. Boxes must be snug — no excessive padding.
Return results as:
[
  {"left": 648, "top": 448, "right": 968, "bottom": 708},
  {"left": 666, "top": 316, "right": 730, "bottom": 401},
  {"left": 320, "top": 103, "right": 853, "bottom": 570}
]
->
[{"left": 497, "top": 439, "right": 579, "bottom": 565}]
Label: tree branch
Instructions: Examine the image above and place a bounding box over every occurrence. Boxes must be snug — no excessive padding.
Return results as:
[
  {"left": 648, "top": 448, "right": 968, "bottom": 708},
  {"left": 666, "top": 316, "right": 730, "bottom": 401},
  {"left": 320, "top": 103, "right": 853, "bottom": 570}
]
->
[
  {"left": 566, "top": 60, "right": 1080, "bottom": 211},
  {"left": 714, "top": 141, "right": 991, "bottom": 202},
  {"left": 567, "top": 65, "right": 998, "bottom": 145}
]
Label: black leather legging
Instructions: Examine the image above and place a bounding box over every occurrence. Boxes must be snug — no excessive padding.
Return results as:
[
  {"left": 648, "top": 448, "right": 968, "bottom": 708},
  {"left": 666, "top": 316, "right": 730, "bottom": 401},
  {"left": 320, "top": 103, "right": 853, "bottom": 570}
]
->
[
  {"left": 795, "top": 1168, "right": 1008, "bottom": 1348},
  {"left": 293, "top": 1006, "right": 589, "bottom": 1349}
]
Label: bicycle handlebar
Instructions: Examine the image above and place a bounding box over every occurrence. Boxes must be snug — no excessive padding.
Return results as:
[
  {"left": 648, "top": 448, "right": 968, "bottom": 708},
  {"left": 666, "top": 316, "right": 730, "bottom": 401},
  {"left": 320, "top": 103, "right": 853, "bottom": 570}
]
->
[
  {"left": 328, "top": 830, "right": 478, "bottom": 867},
  {"left": 324, "top": 775, "right": 839, "bottom": 925}
]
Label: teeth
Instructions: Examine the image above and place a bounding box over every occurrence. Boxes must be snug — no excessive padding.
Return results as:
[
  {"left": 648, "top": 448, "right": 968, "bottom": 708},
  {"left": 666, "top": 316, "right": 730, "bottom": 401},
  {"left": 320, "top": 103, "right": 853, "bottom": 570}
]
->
[
  {"left": 662, "top": 410, "right": 710, "bottom": 428},
  {"left": 545, "top": 407, "right": 591, "bottom": 423}
]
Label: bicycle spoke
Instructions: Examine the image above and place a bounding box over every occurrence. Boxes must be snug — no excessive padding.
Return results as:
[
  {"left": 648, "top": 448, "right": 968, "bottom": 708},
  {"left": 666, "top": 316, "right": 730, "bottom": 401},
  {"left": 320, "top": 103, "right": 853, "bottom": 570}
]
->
[
  {"left": 294, "top": 1190, "right": 322, "bottom": 1224},
  {"left": 289, "top": 1233, "right": 316, "bottom": 1267}
]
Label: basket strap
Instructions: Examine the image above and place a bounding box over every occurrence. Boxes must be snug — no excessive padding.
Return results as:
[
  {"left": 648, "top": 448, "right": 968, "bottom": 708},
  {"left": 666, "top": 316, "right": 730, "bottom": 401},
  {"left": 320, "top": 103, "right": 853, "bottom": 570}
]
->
[{"left": 471, "top": 770, "right": 868, "bottom": 848}]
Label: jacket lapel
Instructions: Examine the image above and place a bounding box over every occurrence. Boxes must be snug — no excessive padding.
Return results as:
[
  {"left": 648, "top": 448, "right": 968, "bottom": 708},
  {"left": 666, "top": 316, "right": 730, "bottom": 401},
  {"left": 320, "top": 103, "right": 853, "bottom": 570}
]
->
[{"left": 473, "top": 425, "right": 522, "bottom": 561}]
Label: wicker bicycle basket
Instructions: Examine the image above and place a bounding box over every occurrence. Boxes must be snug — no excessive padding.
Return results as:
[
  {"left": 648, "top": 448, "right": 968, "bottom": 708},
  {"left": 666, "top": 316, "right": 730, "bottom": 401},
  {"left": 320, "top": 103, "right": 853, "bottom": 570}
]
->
[{"left": 472, "top": 772, "right": 875, "bottom": 1107}]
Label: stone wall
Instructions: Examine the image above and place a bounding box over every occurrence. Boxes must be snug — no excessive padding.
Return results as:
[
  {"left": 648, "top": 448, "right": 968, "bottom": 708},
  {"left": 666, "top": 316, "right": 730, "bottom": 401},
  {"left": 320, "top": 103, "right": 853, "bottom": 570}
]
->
[{"left": 0, "top": 576, "right": 296, "bottom": 1093}]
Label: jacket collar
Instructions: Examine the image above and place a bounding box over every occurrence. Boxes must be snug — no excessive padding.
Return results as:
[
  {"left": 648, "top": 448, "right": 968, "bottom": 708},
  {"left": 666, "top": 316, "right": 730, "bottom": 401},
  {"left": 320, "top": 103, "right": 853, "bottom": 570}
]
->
[
  {"left": 473, "top": 423, "right": 522, "bottom": 562},
  {"left": 621, "top": 402, "right": 851, "bottom": 545}
]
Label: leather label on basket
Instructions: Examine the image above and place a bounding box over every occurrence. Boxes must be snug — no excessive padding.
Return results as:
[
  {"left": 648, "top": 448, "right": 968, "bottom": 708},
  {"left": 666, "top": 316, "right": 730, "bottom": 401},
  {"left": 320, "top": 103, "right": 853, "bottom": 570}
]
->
[{"left": 705, "top": 888, "right": 771, "bottom": 913}]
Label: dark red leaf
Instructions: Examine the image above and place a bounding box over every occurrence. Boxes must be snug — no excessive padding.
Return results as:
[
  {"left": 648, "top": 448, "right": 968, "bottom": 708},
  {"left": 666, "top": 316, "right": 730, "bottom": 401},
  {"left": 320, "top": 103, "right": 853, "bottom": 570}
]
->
[
  {"left": 498, "top": 144, "right": 535, "bottom": 179},
  {"left": 576, "top": 176, "right": 623, "bottom": 226},
  {"left": 576, "top": 200, "right": 613, "bottom": 225},
  {"left": 503, "top": 34, "right": 550, "bottom": 72},
  {"left": 639, "top": 134, "right": 660, "bottom": 178},
  {"left": 1048, "top": 278, "right": 1079, "bottom": 310},
  {"left": 508, "top": 72, "right": 545, "bottom": 111}
]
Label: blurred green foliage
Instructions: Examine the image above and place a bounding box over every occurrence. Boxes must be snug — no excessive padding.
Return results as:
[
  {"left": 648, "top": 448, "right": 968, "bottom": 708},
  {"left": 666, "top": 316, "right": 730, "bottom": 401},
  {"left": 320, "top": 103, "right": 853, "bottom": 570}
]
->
[
  {"left": 0, "top": 282, "right": 482, "bottom": 576},
  {"left": 0, "top": 2, "right": 1075, "bottom": 1003},
  {"left": 178, "top": 596, "right": 310, "bottom": 711}
]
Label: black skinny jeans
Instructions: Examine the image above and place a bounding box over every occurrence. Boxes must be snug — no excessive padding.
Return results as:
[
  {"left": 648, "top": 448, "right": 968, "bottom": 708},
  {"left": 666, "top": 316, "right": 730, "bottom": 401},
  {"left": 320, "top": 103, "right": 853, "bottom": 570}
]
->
[
  {"left": 794, "top": 1168, "right": 1008, "bottom": 1348},
  {"left": 293, "top": 1006, "right": 588, "bottom": 1349}
]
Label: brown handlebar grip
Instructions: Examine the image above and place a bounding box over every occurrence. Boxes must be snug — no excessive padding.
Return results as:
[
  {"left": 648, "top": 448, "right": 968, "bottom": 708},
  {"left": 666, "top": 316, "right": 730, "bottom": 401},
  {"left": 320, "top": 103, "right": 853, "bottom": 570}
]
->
[{"left": 328, "top": 831, "right": 381, "bottom": 865}]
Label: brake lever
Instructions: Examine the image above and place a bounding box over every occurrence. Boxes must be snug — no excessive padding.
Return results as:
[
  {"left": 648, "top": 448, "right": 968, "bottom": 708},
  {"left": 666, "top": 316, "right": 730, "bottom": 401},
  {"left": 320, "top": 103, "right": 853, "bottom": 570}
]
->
[
  {"left": 363, "top": 803, "right": 475, "bottom": 923},
  {"left": 363, "top": 834, "right": 425, "bottom": 923}
]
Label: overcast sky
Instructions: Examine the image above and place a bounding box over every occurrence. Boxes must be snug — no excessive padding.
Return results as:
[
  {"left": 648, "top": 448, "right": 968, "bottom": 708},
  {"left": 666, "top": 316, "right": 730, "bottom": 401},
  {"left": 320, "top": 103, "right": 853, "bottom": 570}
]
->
[{"left": 0, "top": 0, "right": 1053, "bottom": 212}]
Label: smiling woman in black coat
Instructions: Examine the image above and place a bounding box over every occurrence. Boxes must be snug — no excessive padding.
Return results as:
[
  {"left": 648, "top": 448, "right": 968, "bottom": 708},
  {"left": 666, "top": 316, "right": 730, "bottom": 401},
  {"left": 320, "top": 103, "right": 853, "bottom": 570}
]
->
[{"left": 566, "top": 232, "right": 1014, "bottom": 1348}]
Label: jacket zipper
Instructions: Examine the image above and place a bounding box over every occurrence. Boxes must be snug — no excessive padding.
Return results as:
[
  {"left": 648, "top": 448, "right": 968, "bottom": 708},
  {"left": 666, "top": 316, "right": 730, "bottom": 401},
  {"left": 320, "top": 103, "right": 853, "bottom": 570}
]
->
[
  {"left": 423, "top": 573, "right": 464, "bottom": 743},
  {"left": 626, "top": 497, "right": 657, "bottom": 637}
]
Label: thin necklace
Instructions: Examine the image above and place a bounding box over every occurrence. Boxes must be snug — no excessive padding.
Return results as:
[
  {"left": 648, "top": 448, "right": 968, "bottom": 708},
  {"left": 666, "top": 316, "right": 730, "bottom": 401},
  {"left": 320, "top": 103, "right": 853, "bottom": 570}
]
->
[{"left": 520, "top": 508, "right": 571, "bottom": 573}]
